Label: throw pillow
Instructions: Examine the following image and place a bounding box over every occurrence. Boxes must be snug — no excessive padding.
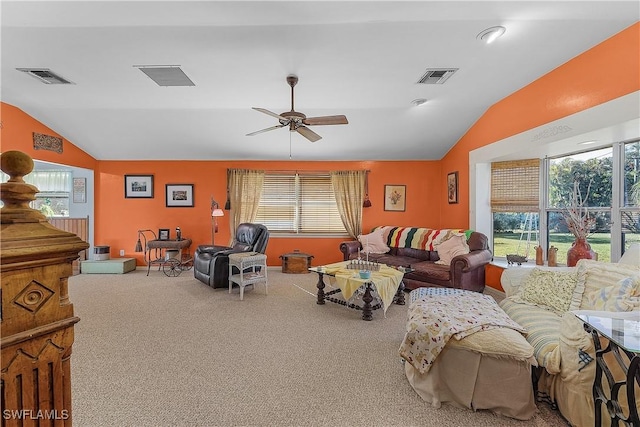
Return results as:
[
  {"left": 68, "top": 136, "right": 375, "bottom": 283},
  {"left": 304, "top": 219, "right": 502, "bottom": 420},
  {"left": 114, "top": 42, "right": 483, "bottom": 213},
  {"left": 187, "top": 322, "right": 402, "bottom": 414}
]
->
[
  {"left": 434, "top": 234, "right": 469, "bottom": 265},
  {"left": 584, "top": 274, "right": 640, "bottom": 311},
  {"left": 618, "top": 243, "right": 640, "bottom": 267},
  {"left": 358, "top": 228, "right": 389, "bottom": 254},
  {"left": 575, "top": 259, "right": 640, "bottom": 309},
  {"left": 514, "top": 268, "right": 579, "bottom": 314}
]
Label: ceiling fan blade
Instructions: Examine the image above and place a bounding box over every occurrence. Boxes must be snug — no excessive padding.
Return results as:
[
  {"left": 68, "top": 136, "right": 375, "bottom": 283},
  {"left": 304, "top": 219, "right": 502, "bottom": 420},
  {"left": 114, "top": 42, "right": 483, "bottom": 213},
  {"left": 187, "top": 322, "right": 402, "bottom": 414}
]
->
[
  {"left": 252, "top": 107, "right": 288, "bottom": 121},
  {"left": 246, "top": 124, "right": 285, "bottom": 136},
  {"left": 303, "top": 115, "right": 348, "bottom": 126},
  {"left": 296, "top": 126, "right": 322, "bottom": 142}
]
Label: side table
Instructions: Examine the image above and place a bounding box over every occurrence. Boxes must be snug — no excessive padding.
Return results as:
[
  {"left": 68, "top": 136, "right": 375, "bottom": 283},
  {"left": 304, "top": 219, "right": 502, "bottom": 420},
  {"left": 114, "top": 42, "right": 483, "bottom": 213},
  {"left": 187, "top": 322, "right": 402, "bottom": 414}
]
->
[
  {"left": 145, "top": 238, "right": 193, "bottom": 276},
  {"left": 228, "top": 252, "right": 268, "bottom": 300},
  {"left": 575, "top": 311, "right": 640, "bottom": 426}
]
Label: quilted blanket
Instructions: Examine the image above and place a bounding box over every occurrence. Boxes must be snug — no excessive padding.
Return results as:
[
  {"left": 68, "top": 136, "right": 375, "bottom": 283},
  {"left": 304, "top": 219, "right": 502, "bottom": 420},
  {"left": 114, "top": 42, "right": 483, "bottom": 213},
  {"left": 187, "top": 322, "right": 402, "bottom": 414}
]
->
[
  {"left": 373, "top": 226, "right": 471, "bottom": 251},
  {"left": 399, "top": 292, "right": 527, "bottom": 374}
]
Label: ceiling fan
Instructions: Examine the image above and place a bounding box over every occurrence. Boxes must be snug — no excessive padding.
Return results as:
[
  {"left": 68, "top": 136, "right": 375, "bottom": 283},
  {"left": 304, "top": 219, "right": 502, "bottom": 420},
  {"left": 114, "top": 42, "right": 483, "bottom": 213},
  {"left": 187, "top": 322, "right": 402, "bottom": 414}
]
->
[{"left": 246, "top": 75, "right": 348, "bottom": 142}]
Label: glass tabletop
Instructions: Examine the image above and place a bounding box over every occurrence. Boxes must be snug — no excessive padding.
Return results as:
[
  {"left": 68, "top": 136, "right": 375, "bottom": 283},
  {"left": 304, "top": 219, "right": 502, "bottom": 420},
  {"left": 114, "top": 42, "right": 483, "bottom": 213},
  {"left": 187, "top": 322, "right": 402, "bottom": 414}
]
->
[{"left": 574, "top": 310, "right": 640, "bottom": 353}]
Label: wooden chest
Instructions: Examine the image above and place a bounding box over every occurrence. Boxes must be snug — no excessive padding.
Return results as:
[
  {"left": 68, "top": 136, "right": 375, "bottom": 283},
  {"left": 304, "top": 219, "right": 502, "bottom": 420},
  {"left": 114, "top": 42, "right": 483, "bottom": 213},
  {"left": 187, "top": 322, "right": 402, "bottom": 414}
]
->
[{"left": 280, "top": 252, "right": 314, "bottom": 274}]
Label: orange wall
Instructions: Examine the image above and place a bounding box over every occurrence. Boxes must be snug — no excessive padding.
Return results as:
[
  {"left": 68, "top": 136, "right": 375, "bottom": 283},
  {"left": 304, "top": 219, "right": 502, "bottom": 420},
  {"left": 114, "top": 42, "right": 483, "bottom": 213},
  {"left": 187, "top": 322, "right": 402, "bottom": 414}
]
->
[
  {"left": 2, "top": 108, "right": 441, "bottom": 265},
  {"left": 440, "top": 22, "right": 640, "bottom": 228},
  {"left": 96, "top": 160, "right": 440, "bottom": 266},
  {"left": 3, "top": 22, "right": 638, "bottom": 268},
  {"left": 0, "top": 103, "right": 97, "bottom": 170}
]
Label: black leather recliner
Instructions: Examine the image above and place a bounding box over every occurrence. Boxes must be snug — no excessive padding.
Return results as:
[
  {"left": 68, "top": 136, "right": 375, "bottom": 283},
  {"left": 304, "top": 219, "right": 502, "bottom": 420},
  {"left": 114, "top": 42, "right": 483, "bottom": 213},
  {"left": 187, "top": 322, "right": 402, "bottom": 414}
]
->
[{"left": 193, "top": 223, "right": 269, "bottom": 289}]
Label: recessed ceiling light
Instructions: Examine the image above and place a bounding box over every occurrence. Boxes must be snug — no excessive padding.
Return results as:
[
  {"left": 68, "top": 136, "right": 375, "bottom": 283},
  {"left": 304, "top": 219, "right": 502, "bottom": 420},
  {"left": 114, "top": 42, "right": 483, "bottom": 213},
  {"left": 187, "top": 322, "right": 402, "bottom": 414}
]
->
[
  {"left": 477, "top": 26, "right": 506, "bottom": 44},
  {"left": 578, "top": 140, "right": 597, "bottom": 145},
  {"left": 412, "top": 98, "right": 428, "bottom": 107}
]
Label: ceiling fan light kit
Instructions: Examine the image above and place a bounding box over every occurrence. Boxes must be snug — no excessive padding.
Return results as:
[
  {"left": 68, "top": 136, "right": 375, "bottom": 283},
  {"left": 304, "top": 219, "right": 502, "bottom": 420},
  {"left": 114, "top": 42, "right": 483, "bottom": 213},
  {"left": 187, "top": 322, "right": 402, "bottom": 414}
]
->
[{"left": 247, "top": 75, "right": 348, "bottom": 142}]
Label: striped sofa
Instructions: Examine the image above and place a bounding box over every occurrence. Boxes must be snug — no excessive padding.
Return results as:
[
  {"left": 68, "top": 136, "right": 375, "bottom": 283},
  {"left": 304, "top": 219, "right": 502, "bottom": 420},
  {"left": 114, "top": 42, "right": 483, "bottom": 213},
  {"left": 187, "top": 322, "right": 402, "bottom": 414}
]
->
[
  {"left": 499, "top": 258, "right": 640, "bottom": 427},
  {"left": 339, "top": 226, "right": 492, "bottom": 292}
]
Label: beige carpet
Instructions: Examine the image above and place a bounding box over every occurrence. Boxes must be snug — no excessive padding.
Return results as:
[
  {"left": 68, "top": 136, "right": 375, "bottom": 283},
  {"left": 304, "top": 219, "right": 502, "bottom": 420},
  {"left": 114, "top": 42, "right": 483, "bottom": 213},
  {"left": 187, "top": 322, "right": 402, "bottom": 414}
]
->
[{"left": 68, "top": 268, "right": 567, "bottom": 427}]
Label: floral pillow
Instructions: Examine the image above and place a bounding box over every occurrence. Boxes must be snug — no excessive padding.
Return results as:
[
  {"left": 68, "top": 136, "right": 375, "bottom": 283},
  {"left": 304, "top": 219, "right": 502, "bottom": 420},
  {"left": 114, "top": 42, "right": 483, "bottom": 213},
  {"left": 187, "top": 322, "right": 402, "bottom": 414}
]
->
[
  {"left": 584, "top": 274, "right": 640, "bottom": 311},
  {"left": 434, "top": 234, "right": 469, "bottom": 265},
  {"left": 357, "top": 228, "right": 390, "bottom": 254},
  {"left": 513, "top": 268, "right": 580, "bottom": 314}
]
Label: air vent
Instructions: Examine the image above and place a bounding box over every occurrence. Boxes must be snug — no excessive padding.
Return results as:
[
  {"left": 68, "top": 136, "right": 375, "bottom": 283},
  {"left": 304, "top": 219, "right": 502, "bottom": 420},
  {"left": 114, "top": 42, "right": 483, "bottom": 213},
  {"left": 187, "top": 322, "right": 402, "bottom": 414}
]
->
[
  {"left": 134, "top": 65, "right": 195, "bottom": 87},
  {"left": 417, "top": 68, "right": 458, "bottom": 84},
  {"left": 17, "top": 68, "right": 74, "bottom": 85}
]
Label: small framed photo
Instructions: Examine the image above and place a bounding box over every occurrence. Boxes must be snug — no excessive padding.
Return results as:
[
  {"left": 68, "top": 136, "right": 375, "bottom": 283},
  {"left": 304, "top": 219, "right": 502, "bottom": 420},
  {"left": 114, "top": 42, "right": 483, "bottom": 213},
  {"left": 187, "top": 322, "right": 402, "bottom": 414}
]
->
[
  {"left": 125, "top": 175, "right": 154, "bottom": 198},
  {"left": 166, "top": 184, "right": 194, "bottom": 207},
  {"left": 158, "top": 228, "right": 170, "bottom": 240},
  {"left": 447, "top": 171, "right": 459, "bottom": 204},
  {"left": 384, "top": 184, "right": 406, "bottom": 211}
]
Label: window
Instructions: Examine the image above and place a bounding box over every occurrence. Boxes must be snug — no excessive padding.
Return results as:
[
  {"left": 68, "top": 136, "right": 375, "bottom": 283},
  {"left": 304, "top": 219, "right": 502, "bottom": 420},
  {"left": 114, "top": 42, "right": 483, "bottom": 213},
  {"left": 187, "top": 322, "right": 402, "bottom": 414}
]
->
[
  {"left": 547, "top": 147, "right": 613, "bottom": 263},
  {"left": 490, "top": 159, "right": 540, "bottom": 258},
  {"left": 622, "top": 140, "right": 640, "bottom": 251},
  {"left": 1, "top": 169, "right": 71, "bottom": 217},
  {"left": 254, "top": 172, "right": 347, "bottom": 235}
]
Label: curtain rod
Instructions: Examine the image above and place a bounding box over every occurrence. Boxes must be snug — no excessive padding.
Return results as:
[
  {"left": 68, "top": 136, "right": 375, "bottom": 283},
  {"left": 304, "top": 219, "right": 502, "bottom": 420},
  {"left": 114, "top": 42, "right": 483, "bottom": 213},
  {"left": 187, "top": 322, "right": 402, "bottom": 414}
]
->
[{"left": 227, "top": 168, "right": 370, "bottom": 174}]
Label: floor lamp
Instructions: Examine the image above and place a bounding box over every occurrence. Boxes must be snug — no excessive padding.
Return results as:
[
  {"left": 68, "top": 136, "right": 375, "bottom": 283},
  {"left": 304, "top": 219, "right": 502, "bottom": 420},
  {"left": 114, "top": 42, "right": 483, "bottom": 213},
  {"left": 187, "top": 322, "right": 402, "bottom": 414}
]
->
[{"left": 211, "top": 201, "right": 224, "bottom": 246}]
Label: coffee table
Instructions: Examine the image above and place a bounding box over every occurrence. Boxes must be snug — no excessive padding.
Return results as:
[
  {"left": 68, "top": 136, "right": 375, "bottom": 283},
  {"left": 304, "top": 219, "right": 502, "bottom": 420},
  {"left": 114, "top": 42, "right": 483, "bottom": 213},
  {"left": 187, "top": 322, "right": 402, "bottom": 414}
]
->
[{"left": 309, "top": 261, "right": 410, "bottom": 321}]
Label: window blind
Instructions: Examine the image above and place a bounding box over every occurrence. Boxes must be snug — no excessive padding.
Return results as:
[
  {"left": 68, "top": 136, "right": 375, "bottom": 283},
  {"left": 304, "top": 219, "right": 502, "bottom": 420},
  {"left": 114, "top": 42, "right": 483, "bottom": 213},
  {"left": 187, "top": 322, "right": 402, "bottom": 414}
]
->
[
  {"left": 255, "top": 173, "right": 347, "bottom": 234},
  {"left": 491, "top": 159, "right": 540, "bottom": 212}
]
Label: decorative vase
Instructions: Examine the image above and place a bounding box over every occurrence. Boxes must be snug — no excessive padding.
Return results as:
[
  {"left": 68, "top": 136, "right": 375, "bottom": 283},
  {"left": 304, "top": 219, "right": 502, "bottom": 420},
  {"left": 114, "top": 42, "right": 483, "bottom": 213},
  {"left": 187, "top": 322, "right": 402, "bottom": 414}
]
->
[
  {"left": 566, "top": 238, "right": 596, "bottom": 267},
  {"left": 548, "top": 246, "right": 558, "bottom": 267},
  {"left": 535, "top": 245, "right": 544, "bottom": 266}
]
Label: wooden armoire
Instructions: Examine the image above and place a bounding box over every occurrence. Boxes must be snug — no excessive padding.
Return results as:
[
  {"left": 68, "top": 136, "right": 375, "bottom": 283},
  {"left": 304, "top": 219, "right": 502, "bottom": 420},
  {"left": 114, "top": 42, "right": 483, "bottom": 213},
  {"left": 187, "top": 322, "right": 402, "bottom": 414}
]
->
[{"left": 1, "top": 150, "right": 89, "bottom": 426}]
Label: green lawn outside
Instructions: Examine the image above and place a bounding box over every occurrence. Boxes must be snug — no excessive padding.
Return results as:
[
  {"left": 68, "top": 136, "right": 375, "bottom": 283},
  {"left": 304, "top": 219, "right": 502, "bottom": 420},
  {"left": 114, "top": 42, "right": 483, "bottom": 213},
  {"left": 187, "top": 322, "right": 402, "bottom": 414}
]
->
[{"left": 493, "top": 232, "right": 640, "bottom": 264}]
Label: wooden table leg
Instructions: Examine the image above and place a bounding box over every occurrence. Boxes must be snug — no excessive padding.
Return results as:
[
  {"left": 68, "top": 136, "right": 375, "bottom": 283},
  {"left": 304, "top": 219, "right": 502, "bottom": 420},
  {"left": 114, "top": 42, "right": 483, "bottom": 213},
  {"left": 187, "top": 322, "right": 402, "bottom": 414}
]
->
[
  {"left": 362, "top": 283, "right": 373, "bottom": 321},
  {"left": 394, "top": 281, "right": 406, "bottom": 305},
  {"left": 316, "top": 273, "right": 326, "bottom": 305}
]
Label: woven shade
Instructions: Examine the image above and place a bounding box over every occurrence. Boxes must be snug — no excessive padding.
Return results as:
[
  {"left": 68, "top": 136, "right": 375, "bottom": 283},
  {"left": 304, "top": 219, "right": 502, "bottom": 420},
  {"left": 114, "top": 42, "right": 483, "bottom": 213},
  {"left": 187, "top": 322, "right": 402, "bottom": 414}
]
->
[{"left": 491, "top": 159, "right": 540, "bottom": 212}]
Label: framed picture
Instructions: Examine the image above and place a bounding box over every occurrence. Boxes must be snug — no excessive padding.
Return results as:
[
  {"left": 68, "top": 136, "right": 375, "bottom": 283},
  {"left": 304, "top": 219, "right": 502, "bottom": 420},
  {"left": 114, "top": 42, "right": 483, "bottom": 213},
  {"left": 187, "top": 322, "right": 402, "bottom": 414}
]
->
[
  {"left": 158, "top": 228, "right": 170, "bottom": 240},
  {"left": 166, "top": 184, "right": 194, "bottom": 207},
  {"left": 125, "top": 175, "right": 154, "bottom": 198},
  {"left": 72, "top": 177, "right": 86, "bottom": 203},
  {"left": 384, "top": 184, "right": 406, "bottom": 211},
  {"left": 447, "top": 171, "right": 459, "bottom": 204}
]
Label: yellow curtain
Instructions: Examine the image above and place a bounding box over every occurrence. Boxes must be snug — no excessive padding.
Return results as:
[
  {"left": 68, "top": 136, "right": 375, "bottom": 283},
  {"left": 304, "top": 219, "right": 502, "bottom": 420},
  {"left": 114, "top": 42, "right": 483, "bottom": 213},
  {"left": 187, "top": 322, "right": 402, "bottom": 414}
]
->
[
  {"left": 228, "top": 169, "right": 265, "bottom": 244},
  {"left": 330, "top": 170, "right": 366, "bottom": 238}
]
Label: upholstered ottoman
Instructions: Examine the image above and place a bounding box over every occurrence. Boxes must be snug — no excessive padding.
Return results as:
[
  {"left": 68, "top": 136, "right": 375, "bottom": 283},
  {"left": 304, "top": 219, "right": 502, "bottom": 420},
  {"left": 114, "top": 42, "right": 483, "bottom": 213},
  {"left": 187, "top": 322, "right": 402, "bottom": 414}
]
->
[
  {"left": 400, "top": 288, "right": 537, "bottom": 420},
  {"left": 81, "top": 258, "right": 136, "bottom": 274}
]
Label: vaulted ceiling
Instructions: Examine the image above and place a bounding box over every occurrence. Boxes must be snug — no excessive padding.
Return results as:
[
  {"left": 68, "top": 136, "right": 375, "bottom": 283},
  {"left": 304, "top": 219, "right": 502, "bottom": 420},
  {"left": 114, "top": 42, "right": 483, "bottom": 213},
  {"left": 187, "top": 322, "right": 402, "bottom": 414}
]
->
[{"left": 2, "top": 1, "right": 638, "bottom": 161}]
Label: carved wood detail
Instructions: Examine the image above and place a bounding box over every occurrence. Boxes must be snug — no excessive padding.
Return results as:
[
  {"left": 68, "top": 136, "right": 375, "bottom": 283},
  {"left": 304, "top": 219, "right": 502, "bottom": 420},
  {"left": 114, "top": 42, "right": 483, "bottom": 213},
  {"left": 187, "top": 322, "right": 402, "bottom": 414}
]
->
[{"left": 1, "top": 150, "right": 88, "bottom": 426}]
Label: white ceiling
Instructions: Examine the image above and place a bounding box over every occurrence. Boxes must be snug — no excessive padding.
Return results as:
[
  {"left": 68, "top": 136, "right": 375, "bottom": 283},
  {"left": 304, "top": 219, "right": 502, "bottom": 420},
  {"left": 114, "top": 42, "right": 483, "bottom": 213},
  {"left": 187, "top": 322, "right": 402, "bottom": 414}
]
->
[{"left": 2, "top": 1, "right": 639, "bottom": 161}]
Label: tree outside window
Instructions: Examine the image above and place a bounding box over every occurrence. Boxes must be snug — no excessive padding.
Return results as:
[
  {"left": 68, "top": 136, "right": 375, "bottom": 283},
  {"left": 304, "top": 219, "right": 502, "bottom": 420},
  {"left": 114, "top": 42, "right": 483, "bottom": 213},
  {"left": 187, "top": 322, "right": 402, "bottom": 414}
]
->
[{"left": 548, "top": 147, "right": 612, "bottom": 263}]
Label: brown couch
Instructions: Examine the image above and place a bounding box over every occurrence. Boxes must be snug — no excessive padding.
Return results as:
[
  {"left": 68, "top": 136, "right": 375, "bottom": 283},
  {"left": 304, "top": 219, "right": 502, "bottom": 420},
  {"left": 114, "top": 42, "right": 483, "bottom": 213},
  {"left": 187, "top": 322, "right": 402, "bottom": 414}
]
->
[{"left": 339, "top": 228, "right": 492, "bottom": 292}]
